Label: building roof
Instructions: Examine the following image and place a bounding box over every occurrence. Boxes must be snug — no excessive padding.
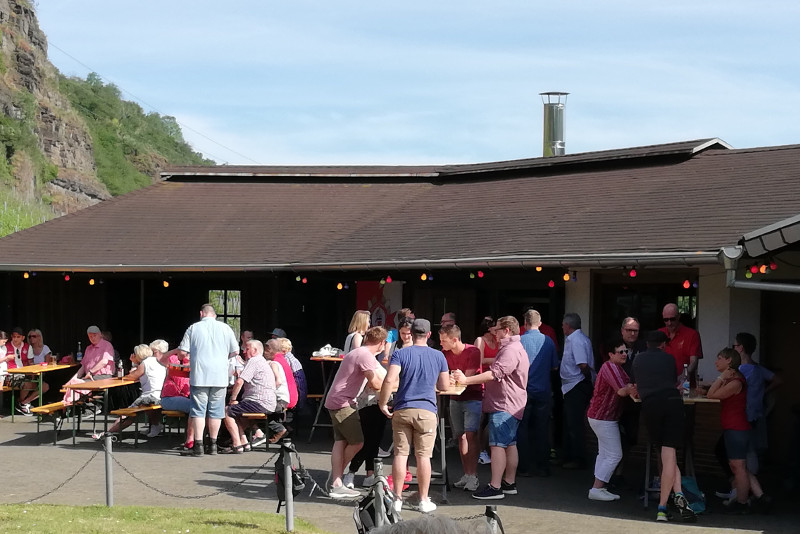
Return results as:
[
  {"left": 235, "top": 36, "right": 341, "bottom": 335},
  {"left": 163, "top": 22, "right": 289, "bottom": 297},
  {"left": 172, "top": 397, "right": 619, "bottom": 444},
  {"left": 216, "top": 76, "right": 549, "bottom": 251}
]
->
[{"left": 1, "top": 139, "right": 799, "bottom": 272}]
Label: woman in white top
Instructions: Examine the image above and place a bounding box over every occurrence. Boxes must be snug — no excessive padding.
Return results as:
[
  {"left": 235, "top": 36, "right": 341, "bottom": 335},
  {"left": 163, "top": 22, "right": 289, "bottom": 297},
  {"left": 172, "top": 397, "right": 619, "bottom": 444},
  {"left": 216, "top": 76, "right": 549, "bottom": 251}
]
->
[
  {"left": 17, "top": 329, "right": 53, "bottom": 410},
  {"left": 344, "top": 310, "right": 370, "bottom": 353},
  {"left": 99, "top": 344, "right": 166, "bottom": 439}
]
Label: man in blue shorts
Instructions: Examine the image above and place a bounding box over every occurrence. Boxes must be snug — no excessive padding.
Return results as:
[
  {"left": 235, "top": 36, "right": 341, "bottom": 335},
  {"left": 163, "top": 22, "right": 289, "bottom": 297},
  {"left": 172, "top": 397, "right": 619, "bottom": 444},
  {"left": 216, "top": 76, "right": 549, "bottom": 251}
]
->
[{"left": 174, "top": 303, "right": 239, "bottom": 457}]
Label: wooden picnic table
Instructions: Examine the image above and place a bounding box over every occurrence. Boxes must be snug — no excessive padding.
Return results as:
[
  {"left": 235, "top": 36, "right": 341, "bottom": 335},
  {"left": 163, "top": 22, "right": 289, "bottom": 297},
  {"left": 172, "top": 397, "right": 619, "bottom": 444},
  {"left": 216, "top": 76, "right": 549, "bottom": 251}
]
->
[
  {"left": 64, "top": 377, "right": 137, "bottom": 436},
  {"left": 7, "top": 363, "right": 78, "bottom": 422}
]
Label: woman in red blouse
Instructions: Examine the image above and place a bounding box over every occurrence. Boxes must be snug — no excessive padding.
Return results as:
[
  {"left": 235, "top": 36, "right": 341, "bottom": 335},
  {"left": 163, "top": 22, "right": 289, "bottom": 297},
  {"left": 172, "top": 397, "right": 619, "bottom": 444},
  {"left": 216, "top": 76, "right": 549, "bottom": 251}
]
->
[
  {"left": 706, "top": 347, "right": 769, "bottom": 513},
  {"left": 586, "top": 336, "right": 635, "bottom": 501}
]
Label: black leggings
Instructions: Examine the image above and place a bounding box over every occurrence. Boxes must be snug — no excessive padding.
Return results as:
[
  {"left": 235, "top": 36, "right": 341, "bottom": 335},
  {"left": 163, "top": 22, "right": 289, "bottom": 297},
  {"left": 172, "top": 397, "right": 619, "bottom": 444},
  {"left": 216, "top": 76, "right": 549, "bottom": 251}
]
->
[{"left": 349, "top": 404, "right": 387, "bottom": 474}]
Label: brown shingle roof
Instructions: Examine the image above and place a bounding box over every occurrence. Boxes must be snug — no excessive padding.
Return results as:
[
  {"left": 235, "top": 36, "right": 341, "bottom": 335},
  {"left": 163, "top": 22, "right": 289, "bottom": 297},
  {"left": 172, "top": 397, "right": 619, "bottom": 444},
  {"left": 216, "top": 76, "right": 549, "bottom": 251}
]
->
[{"left": 2, "top": 140, "right": 799, "bottom": 272}]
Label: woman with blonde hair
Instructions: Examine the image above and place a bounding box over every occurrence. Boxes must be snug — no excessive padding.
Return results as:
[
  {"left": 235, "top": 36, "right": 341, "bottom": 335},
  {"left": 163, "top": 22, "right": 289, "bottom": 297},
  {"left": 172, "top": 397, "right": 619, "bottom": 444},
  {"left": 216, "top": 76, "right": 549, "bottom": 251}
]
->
[
  {"left": 344, "top": 310, "right": 370, "bottom": 353},
  {"left": 16, "top": 329, "right": 53, "bottom": 410},
  {"left": 95, "top": 344, "right": 166, "bottom": 440}
]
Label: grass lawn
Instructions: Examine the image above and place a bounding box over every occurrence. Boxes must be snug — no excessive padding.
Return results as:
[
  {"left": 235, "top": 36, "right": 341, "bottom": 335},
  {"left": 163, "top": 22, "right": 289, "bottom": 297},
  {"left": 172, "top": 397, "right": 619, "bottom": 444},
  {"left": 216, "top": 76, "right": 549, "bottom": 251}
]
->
[{"left": 0, "top": 504, "right": 333, "bottom": 534}]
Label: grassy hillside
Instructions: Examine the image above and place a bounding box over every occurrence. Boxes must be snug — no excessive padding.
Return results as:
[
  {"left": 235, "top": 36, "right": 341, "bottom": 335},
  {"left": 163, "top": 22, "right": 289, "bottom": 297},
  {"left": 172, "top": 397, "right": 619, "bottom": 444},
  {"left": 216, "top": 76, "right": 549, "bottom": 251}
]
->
[{"left": 57, "top": 72, "right": 213, "bottom": 195}]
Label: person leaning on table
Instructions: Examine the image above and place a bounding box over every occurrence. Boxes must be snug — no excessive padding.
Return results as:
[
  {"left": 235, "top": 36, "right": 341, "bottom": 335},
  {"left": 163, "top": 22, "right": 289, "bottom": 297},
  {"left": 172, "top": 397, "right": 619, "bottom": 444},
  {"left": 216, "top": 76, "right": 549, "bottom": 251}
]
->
[{"left": 630, "top": 330, "right": 696, "bottom": 523}]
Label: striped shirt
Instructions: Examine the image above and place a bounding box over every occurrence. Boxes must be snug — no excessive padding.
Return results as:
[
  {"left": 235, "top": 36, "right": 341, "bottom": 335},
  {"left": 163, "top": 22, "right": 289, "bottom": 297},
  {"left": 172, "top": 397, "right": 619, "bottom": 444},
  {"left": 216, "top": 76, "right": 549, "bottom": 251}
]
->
[{"left": 587, "top": 361, "right": 629, "bottom": 421}]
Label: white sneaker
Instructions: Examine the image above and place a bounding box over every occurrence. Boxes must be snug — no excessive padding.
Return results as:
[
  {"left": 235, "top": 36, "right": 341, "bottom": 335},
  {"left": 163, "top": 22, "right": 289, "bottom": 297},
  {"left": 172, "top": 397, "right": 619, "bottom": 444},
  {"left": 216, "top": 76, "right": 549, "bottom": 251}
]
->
[
  {"left": 378, "top": 445, "right": 393, "bottom": 458},
  {"left": 454, "top": 474, "right": 471, "bottom": 488},
  {"left": 140, "top": 426, "right": 151, "bottom": 436},
  {"left": 464, "top": 474, "right": 480, "bottom": 492},
  {"left": 342, "top": 472, "right": 355, "bottom": 489},
  {"left": 722, "top": 488, "right": 738, "bottom": 506},
  {"left": 588, "top": 487, "right": 617, "bottom": 501},
  {"left": 146, "top": 423, "right": 162, "bottom": 438},
  {"left": 328, "top": 484, "right": 360, "bottom": 499},
  {"left": 392, "top": 499, "right": 403, "bottom": 513},
  {"left": 362, "top": 474, "right": 376, "bottom": 487},
  {"left": 478, "top": 451, "right": 491, "bottom": 464},
  {"left": 418, "top": 498, "right": 437, "bottom": 513}
]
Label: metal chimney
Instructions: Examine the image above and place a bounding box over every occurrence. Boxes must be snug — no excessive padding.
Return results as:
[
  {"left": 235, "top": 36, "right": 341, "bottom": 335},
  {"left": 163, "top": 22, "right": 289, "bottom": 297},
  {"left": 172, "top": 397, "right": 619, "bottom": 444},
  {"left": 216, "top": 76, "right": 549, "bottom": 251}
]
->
[{"left": 540, "top": 91, "right": 568, "bottom": 157}]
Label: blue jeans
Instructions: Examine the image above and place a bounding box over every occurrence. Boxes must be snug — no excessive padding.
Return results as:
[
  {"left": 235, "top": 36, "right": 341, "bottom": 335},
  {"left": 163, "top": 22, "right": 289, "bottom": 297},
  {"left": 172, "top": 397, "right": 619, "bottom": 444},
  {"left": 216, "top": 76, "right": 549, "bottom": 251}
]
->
[{"left": 517, "top": 391, "right": 553, "bottom": 473}]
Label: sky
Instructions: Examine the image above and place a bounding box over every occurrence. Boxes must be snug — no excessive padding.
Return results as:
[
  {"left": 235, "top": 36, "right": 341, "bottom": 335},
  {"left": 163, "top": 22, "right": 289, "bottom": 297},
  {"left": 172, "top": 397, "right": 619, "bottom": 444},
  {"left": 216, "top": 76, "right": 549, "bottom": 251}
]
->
[{"left": 35, "top": 1, "right": 800, "bottom": 165}]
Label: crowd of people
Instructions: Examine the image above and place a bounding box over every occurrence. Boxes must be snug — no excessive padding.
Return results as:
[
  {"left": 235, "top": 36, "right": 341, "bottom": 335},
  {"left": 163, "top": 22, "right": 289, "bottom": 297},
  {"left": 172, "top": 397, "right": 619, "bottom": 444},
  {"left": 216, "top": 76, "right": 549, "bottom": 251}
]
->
[
  {"left": 320, "top": 303, "right": 779, "bottom": 522},
  {"left": 1, "top": 301, "right": 781, "bottom": 523}
]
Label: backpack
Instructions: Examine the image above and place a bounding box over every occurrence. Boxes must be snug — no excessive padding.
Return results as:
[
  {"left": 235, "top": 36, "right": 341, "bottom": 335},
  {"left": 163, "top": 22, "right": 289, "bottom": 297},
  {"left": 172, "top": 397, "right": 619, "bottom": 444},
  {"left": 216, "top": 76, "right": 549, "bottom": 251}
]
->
[
  {"left": 681, "top": 476, "right": 706, "bottom": 514},
  {"left": 274, "top": 447, "right": 307, "bottom": 500},
  {"left": 353, "top": 477, "right": 400, "bottom": 534}
]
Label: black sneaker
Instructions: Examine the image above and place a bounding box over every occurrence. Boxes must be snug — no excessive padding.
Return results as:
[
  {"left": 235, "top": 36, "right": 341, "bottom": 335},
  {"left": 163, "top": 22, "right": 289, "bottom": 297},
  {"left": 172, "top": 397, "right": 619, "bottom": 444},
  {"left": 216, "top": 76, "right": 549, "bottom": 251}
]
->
[
  {"left": 672, "top": 493, "right": 697, "bottom": 522},
  {"left": 501, "top": 480, "right": 518, "bottom": 495},
  {"left": 752, "top": 494, "right": 773, "bottom": 514},
  {"left": 724, "top": 500, "right": 751, "bottom": 515},
  {"left": 472, "top": 484, "right": 504, "bottom": 500}
]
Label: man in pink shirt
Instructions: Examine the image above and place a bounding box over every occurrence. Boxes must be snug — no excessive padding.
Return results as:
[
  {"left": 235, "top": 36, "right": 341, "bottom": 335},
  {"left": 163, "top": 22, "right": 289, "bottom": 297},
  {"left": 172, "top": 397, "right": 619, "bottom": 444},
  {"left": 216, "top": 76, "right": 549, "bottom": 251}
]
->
[
  {"left": 324, "top": 326, "right": 387, "bottom": 499},
  {"left": 79, "top": 325, "right": 115, "bottom": 380},
  {"left": 453, "top": 316, "right": 529, "bottom": 500}
]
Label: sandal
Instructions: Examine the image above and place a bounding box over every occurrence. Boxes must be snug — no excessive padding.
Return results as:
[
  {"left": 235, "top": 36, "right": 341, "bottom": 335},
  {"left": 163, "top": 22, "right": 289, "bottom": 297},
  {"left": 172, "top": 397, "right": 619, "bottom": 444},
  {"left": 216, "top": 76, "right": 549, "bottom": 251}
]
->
[
  {"left": 242, "top": 444, "right": 252, "bottom": 452},
  {"left": 219, "top": 445, "right": 245, "bottom": 454}
]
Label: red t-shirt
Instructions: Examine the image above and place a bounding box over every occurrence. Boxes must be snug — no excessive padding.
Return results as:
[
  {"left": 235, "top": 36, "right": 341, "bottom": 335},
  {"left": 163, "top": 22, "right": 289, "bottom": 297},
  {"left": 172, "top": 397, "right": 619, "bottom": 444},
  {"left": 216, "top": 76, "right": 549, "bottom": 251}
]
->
[
  {"left": 443, "top": 344, "right": 483, "bottom": 402},
  {"left": 587, "top": 361, "right": 629, "bottom": 421},
  {"left": 5, "top": 342, "right": 31, "bottom": 368},
  {"left": 720, "top": 376, "right": 750, "bottom": 431},
  {"left": 659, "top": 324, "right": 703, "bottom": 376}
]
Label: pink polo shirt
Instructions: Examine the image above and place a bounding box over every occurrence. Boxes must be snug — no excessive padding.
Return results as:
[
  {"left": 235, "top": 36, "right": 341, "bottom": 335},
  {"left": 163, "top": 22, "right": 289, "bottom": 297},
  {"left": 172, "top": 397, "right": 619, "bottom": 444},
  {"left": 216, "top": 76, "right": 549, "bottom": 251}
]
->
[
  {"left": 81, "top": 339, "right": 115, "bottom": 376},
  {"left": 482, "top": 335, "right": 529, "bottom": 420}
]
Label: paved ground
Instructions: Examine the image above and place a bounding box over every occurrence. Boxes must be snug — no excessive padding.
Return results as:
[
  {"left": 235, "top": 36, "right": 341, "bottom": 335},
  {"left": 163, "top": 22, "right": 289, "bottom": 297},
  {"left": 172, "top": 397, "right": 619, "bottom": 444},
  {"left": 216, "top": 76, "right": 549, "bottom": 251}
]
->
[{"left": 0, "top": 412, "right": 796, "bottom": 533}]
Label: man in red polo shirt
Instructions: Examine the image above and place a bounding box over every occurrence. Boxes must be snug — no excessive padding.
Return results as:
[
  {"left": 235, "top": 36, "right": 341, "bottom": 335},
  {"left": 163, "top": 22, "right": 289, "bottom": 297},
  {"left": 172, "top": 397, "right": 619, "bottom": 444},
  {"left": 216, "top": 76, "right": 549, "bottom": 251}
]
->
[{"left": 658, "top": 303, "right": 702, "bottom": 377}]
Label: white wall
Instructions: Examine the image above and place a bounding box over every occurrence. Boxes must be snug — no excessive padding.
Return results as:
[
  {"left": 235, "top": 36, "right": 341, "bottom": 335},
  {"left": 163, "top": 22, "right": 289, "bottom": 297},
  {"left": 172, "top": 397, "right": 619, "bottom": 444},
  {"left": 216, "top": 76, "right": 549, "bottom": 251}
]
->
[
  {"left": 696, "top": 265, "right": 761, "bottom": 380},
  {"left": 564, "top": 267, "right": 592, "bottom": 334}
]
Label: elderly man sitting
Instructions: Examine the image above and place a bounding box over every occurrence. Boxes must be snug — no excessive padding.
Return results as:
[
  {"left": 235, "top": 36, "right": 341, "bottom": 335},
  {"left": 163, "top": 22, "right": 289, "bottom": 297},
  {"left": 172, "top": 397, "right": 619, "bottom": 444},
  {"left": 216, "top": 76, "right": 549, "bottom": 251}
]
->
[{"left": 221, "top": 339, "right": 277, "bottom": 453}]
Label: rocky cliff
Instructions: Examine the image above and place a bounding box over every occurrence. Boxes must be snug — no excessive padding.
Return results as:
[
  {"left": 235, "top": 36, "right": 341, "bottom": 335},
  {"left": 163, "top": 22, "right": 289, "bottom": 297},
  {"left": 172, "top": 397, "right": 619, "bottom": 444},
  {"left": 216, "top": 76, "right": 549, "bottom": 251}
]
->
[{"left": 1, "top": 1, "right": 123, "bottom": 215}]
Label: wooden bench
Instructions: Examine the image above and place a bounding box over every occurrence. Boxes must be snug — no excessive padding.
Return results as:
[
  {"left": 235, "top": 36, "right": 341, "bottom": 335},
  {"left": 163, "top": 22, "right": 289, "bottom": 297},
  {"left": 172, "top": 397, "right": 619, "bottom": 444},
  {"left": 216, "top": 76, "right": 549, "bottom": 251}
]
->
[
  {"left": 109, "top": 405, "right": 162, "bottom": 447},
  {"left": 240, "top": 411, "right": 289, "bottom": 450},
  {"left": 30, "top": 401, "right": 69, "bottom": 445},
  {"left": 161, "top": 409, "right": 188, "bottom": 436}
]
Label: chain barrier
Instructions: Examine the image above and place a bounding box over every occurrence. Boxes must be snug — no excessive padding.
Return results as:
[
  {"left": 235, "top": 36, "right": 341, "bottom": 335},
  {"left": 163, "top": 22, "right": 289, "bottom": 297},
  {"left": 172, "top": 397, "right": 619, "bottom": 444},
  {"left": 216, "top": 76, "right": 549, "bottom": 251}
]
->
[
  {"left": 450, "top": 513, "right": 488, "bottom": 521},
  {"left": 102, "top": 442, "right": 280, "bottom": 499},
  {"left": 13, "top": 450, "right": 100, "bottom": 505}
]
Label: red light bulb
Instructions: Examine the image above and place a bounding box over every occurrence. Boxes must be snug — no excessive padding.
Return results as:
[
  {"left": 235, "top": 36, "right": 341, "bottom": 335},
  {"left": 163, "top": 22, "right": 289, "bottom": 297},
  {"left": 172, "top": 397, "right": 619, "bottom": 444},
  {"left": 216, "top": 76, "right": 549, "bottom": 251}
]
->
[
  {"left": 386, "top": 276, "right": 392, "bottom": 283},
  {"left": 769, "top": 261, "right": 778, "bottom": 271},
  {"left": 64, "top": 274, "right": 70, "bottom": 281},
  {"left": 629, "top": 268, "right": 637, "bottom": 278},
  {"left": 477, "top": 270, "right": 484, "bottom": 278},
  {"left": 749, "top": 265, "right": 759, "bottom": 274},
  {"left": 548, "top": 280, "right": 555, "bottom": 288},
  {"left": 683, "top": 280, "right": 690, "bottom": 289},
  {"left": 302, "top": 277, "right": 308, "bottom": 284}
]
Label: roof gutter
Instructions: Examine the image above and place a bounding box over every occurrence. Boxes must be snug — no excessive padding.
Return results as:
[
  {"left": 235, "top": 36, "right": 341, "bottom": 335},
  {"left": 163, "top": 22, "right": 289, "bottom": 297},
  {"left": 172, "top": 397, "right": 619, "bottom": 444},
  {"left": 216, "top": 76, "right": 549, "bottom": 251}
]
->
[
  {"left": 720, "top": 246, "right": 800, "bottom": 293},
  {"left": 0, "top": 251, "right": 721, "bottom": 273}
]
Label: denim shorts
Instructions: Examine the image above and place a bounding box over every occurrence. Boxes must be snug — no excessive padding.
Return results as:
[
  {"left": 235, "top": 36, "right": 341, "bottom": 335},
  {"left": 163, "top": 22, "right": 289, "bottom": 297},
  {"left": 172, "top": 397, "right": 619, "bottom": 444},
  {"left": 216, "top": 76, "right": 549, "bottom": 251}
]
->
[
  {"left": 160, "top": 396, "right": 191, "bottom": 413},
  {"left": 488, "top": 411, "right": 520, "bottom": 448},
  {"left": 449, "top": 400, "right": 482, "bottom": 436},
  {"left": 189, "top": 386, "right": 226, "bottom": 419},
  {"left": 724, "top": 429, "right": 751, "bottom": 460}
]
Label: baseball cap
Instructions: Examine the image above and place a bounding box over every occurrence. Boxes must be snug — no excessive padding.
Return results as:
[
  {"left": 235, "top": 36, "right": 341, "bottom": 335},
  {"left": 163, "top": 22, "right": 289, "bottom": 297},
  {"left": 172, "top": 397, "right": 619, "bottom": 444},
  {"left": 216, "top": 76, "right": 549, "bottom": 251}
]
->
[
  {"left": 87, "top": 325, "right": 102, "bottom": 334},
  {"left": 411, "top": 318, "right": 431, "bottom": 335}
]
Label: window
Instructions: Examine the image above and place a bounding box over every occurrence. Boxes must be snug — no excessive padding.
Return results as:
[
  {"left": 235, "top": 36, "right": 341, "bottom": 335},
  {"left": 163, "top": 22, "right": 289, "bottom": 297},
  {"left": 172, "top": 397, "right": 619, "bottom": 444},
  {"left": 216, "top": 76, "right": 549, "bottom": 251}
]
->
[{"left": 209, "top": 289, "right": 241, "bottom": 337}]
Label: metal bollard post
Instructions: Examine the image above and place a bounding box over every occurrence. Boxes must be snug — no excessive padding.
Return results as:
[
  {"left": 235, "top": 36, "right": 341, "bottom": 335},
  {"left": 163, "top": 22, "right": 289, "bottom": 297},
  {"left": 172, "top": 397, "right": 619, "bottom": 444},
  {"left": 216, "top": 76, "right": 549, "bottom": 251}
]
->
[
  {"left": 282, "top": 439, "right": 294, "bottom": 533},
  {"left": 373, "top": 458, "right": 386, "bottom": 527},
  {"left": 104, "top": 433, "right": 114, "bottom": 507}
]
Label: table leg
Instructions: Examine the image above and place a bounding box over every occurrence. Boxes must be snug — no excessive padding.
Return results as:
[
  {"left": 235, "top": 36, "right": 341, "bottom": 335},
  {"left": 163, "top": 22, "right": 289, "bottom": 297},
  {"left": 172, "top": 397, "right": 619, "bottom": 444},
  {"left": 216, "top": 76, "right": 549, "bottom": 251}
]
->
[
  {"left": 439, "top": 413, "right": 449, "bottom": 503},
  {"left": 103, "top": 389, "right": 110, "bottom": 434},
  {"left": 308, "top": 361, "right": 336, "bottom": 443},
  {"left": 38, "top": 375, "right": 43, "bottom": 407},
  {"left": 10, "top": 385, "right": 15, "bottom": 423}
]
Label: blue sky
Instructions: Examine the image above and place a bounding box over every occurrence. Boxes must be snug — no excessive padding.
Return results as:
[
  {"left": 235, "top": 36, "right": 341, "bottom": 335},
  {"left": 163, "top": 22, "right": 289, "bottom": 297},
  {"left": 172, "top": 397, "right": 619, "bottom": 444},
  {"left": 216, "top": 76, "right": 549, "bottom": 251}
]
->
[{"left": 36, "top": 1, "right": 800, "bottom": 165}]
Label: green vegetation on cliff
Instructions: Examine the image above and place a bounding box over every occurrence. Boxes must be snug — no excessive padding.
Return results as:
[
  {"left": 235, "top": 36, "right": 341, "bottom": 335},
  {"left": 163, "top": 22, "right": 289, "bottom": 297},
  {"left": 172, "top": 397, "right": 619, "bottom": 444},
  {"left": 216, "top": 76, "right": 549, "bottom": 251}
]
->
[{"left": 58, "top": 72, "right": 213, "bottom": 195}]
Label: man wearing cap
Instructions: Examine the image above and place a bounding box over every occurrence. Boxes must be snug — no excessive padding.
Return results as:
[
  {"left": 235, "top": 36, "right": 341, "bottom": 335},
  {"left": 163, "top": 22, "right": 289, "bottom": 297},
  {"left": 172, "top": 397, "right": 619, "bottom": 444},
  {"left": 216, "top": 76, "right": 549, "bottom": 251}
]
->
[
  {"left": 379, "top": 318, "right": 450, "bottom": 514},
  {"left": 78, "top": 325, "right": 115, "bottom": 380},
  {"left": 4, "top": 327, "right": 31, "bottom": 369},
  {"left": 632, "top": 330, "right": 696, "bottom": 523},
  {"left": 270, "top": 328, "right": 287, "bottom": 339},
  {"left": 174, "top": 304, "right": 240, "bottom": 457},
  {"left": 659, "top": 303, "right": 703, "bottom": 378}
]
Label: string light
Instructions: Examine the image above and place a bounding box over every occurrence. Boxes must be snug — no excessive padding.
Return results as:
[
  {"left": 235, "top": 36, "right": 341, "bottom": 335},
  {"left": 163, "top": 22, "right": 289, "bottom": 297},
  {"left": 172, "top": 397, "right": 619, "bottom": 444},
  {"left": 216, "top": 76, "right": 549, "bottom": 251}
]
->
[
  {"left": 421, "top": 273, "right": 427, "bottom": 281},
  {"left": 386, "top": 276, "right": 393, "bottom": 284},
  {"left": 683, "top": 280, "right": 691, "bottom": 289},
  {"left": 749, "top": 265, "right": 759, "bottom": 274},
  {"left": 769, "top": 260, "right": 778, "bottom": 271},
  {"left": 380, "top": 278, "right": 386, "bottom": 285},
  {"left": 163, "top": 280, "right": 169, "bottom": 288},
  {"left": 302, "top": 277, "right": 308, "bottom": 284},
  {"left": 535, "top": 266, "right": 542, "bottom": 272},
  {"left": 23, "top": 272, "right": 29, "bottom": 279},
  {"left": 745, "top": 271, "right": 753, "bottom": 279},
  {"left": 470, "top": 273, "right": 475, "bottom": 279},
  {"left": 336, "top": 282, "right": 343, "bottom": 290},
  {"left": 477, "top": 271, "right": 484, "bottom": 278},
  {"left": 89, "top": 279, "right": 95, "bottom": 286},
  {"left": 295, "top": 275, "right": 301, "bottom": 282},
  {"left": 759, "top": 264, "right": 767, "bottom": 274},
  {"left": 563, "top": 272, "right": 571, "bottom": 282},
  {"left": 629, "top": 268, "right": 637, "bottom": 278},
  {"left": 548, "top": 280, "right": 555, "bottom": 288},
  {"left": 64, "top": 274, "right": 70, "bottom": 282}
]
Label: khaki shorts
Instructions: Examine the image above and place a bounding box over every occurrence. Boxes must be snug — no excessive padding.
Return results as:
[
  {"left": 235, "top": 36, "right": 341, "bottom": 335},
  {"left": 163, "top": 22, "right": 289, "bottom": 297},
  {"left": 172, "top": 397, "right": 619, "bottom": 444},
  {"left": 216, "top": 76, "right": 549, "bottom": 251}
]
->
[
  {"left": 329, "top": 405, "right": 363, "bottom": 444},
  {"left": 392, "top": 408, "right": 438, "bottom": 457}
]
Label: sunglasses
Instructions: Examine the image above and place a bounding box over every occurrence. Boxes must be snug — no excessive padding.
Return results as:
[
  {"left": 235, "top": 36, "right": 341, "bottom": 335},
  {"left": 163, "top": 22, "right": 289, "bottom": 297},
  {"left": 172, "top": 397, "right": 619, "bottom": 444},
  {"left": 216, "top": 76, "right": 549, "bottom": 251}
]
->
[
  {"left": 614, "top": 348, "right": 629, "bottom": 355},
  {"left": 663, "top": 316, "right": 679, "bottom": 323}
]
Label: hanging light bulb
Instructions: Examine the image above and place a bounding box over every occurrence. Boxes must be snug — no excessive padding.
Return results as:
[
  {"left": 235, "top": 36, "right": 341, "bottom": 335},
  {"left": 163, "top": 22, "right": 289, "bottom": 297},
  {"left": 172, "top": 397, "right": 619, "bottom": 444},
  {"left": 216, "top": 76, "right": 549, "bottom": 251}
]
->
[
  {"left": 163, "top": 280, "right": 170, "bottom": 288},
  {"left": 469, "top": 272, "right": 476, "bottom": 279},
  {"left": 295, "top": 275, "right": 301, "bottom": 282},
  {"left": 535, "top": 266, "right": 542, "bottom": 272},
  {"left": 89, "top": 278, "right": 95, "bottom": 286},
  {"left": 683, "top": 280, "right": 691, "bottom": 289},
  {"left": 302, "top": 277, "right": 308, "bottom": 284},
  {"left": 769, "top": 261, "right": 778, "bottom": 271},
  {"left": 428, "top": 274, "right": 434, "bottom": 281},
  {"left": 477, "top": 270, "right": 484, "bottom": 278},
  {"left": 23, "top": 272, "right": 29, "bottom": 279},
  {"left": 749, "top": 265, "right": 759, "bottom": 274},
  {"left": 759, "top": 264, "right": 767, "bottom": 274},
  {"left": 563, "top": 272, "right": 571, "bottom": 282},
  {"left": 692, "top": 280, "right": 699, "bottom": 289},
  {"left": 421, "top": 273, "right": 427, "bottom": 281},
  {"left": 386, "top": 275, "right": 393, "bottom": 284},
  {"left": 64, "top": 274, "right": 70, "bottom": 281},
  {"left": 344, "top": 283, "right": 349, "bottom": 289},
  {"left": 745, "top": 271, "right": 753, "bottom": 279},
  {"left": 629, "top": 268, "right": 637, "bottom": 278},
  {"left": 336, "top": 282, "right": 343, "bottom": 290},
  {"left": 548, "top": 280, "right": 555, "bottom": 288},
  {"left": 380, "top": 278, "right": 386, "bottom": 285}
]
